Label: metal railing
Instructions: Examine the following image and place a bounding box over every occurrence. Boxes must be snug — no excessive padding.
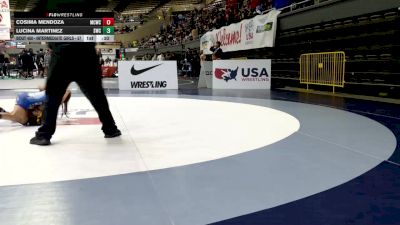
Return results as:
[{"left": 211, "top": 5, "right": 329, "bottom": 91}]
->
[{"left": 300, "top": 51, "right": 346, "bottom": 93}]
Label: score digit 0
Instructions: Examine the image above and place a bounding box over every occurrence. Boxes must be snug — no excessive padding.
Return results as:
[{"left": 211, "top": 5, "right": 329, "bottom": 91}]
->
[{"left": 102, "top": 18, "right": 115, "bottom": 26}]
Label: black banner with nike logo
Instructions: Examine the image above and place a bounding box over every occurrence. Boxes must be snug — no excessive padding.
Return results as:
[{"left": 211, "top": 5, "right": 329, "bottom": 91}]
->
[{"left": 131, "top": 64, "right": 162, "bottom": 76}]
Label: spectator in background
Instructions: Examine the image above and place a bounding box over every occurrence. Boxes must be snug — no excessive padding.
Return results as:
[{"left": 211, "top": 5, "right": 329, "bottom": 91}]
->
[
  {"left": 0, "top": 50, "right": 4, "bottom": 78},
  {"left": 17, "top": 50, "right": 23, "bottom": 75},
  {"left": 136, "top": 0, "right": 283, "bottom": 50},
  {"left": 105, "top": 56, "right": 112, "bottom": 65},
  {"left": 191, "top": 49, "right": 200, "bottom": 78},
  {"left": 139, "top": 14, "right": 144, "bottom": 24},
  {"left": 36, "top": 49, "right": 45, "bottom": 78},
  {"left": 210, "top": 41, "right": 223, "bottom": 60},
  {"left": 137, "top": 6, "right": 227, "bottom": 49},
  {"left": 191, "top": 27, "right": 199, "bottom": 40},
  {"left": 2, "top": 56, "right": 9, "bottom": 78},
  {"left": 256, "top": 3, "right": 263, "bottom": 14},
  {"left": 157, "top": 53, "right": 165, "bottom": 61},
  {"left": 250, "top": 0, "right": 261, "bottom": 11},
  {"left": 21, "top": 49, "right": 34, "bottom": 79},
  {"left": 181, "top": 59, "right": 192, "bottom": 78},
  {"left": 28, "top": 48, "right": 36, "bottom": 77},
  {"left": 43, "top": 49, "right": 51, "bottom": 77}
]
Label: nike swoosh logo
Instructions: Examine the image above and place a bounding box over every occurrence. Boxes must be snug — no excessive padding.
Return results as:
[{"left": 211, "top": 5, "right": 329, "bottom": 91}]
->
[{"left": 131, "top": 64, "right": 162, "bottom": 76}]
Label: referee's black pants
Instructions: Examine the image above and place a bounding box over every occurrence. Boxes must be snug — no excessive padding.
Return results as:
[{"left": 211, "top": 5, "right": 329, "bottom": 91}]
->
[{"left": 35, "top": 45, "right": 118, "bottom": 140}]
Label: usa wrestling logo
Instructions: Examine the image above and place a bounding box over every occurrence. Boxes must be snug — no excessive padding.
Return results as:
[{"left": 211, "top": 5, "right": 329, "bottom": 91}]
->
[{"left": 214, "top": 67, "right": 239, "bottom": 82}]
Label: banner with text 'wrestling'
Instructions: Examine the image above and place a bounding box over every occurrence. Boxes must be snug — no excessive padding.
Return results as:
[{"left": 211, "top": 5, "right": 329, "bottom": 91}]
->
[
  {"left": 200, "top": 10, "right": 280, "bottom": 54},
  {"left": 212, "top": 59, "right": 271, "bottom": 89},
  {"left": 118, "top": 61, "right": 178, "bottom": 90}
]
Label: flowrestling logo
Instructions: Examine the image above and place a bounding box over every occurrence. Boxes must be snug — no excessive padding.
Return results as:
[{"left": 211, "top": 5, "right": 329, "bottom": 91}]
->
[
  {"left": 131, "top": 64, "right": 162, "bottom": 76},
  {"left": 215, "top": 66, "right": 270, "bottom": 82}
]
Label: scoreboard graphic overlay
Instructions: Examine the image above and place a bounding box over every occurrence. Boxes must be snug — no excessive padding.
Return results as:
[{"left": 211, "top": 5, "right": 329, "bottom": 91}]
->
[{"left": 14, "top": 12, "right": 115, "bottom": 42}]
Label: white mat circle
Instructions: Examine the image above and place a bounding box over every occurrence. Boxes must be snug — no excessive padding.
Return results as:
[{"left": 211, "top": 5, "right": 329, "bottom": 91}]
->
[{"left": 0, "top": 97, "right": 300, "bottom": 186}]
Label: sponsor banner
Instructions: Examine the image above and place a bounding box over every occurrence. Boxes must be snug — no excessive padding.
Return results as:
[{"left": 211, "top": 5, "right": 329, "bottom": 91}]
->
[
  {"left": 0, "top": 0, "right": 10, "bottom": 40},
  {"left": 200, "top": 10, "right": 280, "bottom": 54},
  {"left": 197, "top": 66, "right": 207, "bottom": 88},
  {"left": 198, "top": 61, "right": 213, "bottom": 88},
  {"left": 212, "top": 59, "right": 271, "bottom": 89},
  {"left": 124, "top": 48, "right": 139, "bottom": 53},
  {"left": 204, "top": 61, "right": 213, "bottom": 88},
  {"left": 118, "top": 61, "right": 178, "bottom": 90},
  {"left": 0, "top": 28, "right": 9, "bottom": 40},
  {"left": 99, "top": 48, "right": 116, "bottom": 55},
  {"left": 0, "top": 0, "right": 11, "bottom": 29}
]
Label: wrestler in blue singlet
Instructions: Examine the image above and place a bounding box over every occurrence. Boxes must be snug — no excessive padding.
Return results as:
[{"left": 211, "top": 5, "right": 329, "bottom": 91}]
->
[
  {"left": 14, "top": 91, "right": 47, "bottom": 126},
  {"left": 16, "top": 91, "right": 46, "bottom": 110}
]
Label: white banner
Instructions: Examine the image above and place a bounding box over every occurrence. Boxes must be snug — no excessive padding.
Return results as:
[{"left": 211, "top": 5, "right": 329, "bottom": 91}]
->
[
  {"left": 125, "top": 48, "right": 139, "bottom": 53},
  {"left": 201, "top": 10, "right": 280, "bottom": 54},
  {"left": 0, "top": 28, "right": 9, "bottom": 40},
  {"left": 99, "top": 48, "right": 116, "bottom": 55},
  {"left": 212, "top": 59, "right": 271, "bottom": 89},
  {"left": 0, "top": 0, "right": 11, "bottom": 28},
  {"left": 0, "top": 0, "right": 10, "bottom": 40},
  {"left": 198, "top": 61, "right": 213, "bottom": 88},
  {"left": 118, "top": 61, "right": 178, "bottom": 90},
  {"left": 197, "top": 66, "right": 207, "bottom": 88}
]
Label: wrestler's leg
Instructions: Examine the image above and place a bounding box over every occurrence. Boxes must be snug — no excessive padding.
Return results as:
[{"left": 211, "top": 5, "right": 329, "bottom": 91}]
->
[
  {"left": 62, "top": 90, "right": 72, "bottom": 103},
  {"left": 61, "top": 90, "right": 72, "bottom": 116},
  {"left": 0, "top": 105, "right": 28, "bottom": 124}
]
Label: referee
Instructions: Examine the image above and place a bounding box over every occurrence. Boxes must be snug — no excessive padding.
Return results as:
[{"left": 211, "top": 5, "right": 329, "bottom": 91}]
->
[{"left": 30, "top": 0, "right": 121, "bottom": 146}]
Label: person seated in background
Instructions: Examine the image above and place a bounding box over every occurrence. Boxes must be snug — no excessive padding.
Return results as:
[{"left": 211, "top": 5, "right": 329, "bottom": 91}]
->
[
  {"left": 157, "top": 53, "right": 165, "bottom": 61},
  {"left": 181, "top": 59, "right": 193, "bottom": 78},
  {"left": 2, "top": 56, "right": 10, "bottom": 78},
  {"left": 0, "top": 88, "right": 71, "bottom": 126},
  {"left": 36, "top": 49, "right": 45, "bottom": 78},
  {"left": 43, "top": 49, "right": 51, "bottom": 77},
  {"left": 21, "top": 49, "right": 35, "bottom": 79},
  {"left": 0, "top": 50, "right": 4, "bottom": 78}
]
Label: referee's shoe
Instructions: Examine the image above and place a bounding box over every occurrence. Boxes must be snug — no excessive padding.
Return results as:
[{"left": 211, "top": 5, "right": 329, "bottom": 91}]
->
[{"left": 104, "top": 129, "right": 122, "bottom": 138}]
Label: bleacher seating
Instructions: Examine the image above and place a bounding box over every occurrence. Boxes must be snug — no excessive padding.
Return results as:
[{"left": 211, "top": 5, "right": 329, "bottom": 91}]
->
[
  {"left": 125, "top": 0, "right": 399, "bottom": 98},
  {"left": 122, "top": 0, "right": 161, "bottom": 16},
  {"left": 158, "top": 0, "right": 201, "bottom": 12},
  {"left": 271, "top": 9, "right": 400, "bottom": 96},
  {"left": 96, "top": 0, "right": 120, "bottom": 12}
]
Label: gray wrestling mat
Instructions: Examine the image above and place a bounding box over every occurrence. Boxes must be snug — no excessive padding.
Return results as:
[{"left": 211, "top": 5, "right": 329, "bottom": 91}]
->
[
  {"left": 0, "top": 78, "right": 46, "bottom": 90},
  {"left": 0, "top": 78, "right": 119, "bottom": 90}
]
